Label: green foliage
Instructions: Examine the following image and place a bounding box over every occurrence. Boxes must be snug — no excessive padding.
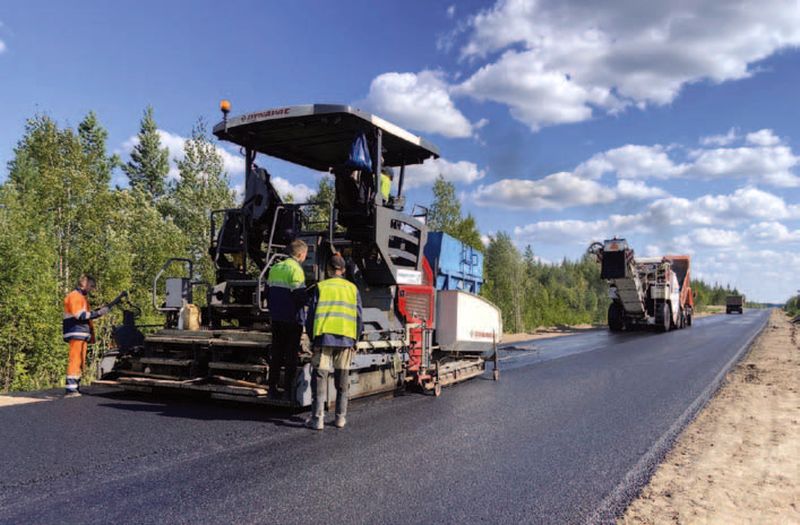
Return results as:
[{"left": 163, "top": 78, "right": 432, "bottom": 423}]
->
[
  {"left": 691, "top": 279, "right": 741, "bottom": 311},
  {"left": 784, "top": 295, "right": 800, "bottom": 317},
  {"left": 0, "top": 185, "right": 63, "bottom": 390},
  {"left": 0, "top": 110, "right": 196, "bottom": 392},
  {"left": 122, "top": 106, "right": 169, "bottom": 202},
  {"left": 427, "top": 176, "right": 482, "bottom": 250},
  {"left": 306, "top": 176, "right": 335, "bottom": 230},
  {"left": 160, "top": 119, "right": 234, "bottom": 291},
  {"left": 482, "top": 236, "right": 609, "bottom": 332}
]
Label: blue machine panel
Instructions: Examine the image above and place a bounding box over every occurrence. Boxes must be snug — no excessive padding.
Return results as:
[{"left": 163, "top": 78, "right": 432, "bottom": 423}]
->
[{"left": 424, "top": 231, "right": 484, "bottom": 293}]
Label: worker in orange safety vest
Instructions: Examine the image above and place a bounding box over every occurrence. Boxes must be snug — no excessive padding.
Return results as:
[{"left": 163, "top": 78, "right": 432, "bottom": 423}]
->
[{"left": 62, "top": 275, "right": 126, "bottom": 397}]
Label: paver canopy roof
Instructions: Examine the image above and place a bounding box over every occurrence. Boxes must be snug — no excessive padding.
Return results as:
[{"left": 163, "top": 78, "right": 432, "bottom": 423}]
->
[{"left": 213, "top": 104, "right": 440, "bottom": 171}]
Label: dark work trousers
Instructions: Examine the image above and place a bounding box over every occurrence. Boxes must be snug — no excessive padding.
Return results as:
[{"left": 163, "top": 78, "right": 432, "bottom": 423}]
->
[
  {"left": 268, "top": 321, "right": 302, "bottom": 392},
  {"left": 311, "top": 368, "right": 349, "bottom": 419}
]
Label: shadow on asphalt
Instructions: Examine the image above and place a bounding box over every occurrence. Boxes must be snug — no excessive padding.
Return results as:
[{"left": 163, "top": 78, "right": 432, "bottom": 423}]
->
[
  {"left": 90, "top": 390, "right": 309, "bottom": 428},
  {"left": 88, "top": 387, "right": 414, "bottom": 427}
]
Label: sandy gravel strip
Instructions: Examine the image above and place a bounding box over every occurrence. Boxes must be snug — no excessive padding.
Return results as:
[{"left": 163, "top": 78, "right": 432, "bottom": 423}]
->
[{"left": 620, "top": 310, "right": 799, "bottom": 524}]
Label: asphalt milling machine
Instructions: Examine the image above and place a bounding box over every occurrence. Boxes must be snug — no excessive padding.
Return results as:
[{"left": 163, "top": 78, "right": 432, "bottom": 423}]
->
[
  {"left": 589, "top": 238, "right": 694, "bottom": 333},
  {"left": 98, "top": 103, "right": 503, "bottom": 408}
]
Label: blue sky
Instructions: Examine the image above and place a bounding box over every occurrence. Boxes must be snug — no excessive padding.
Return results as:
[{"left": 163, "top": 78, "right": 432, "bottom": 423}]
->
[{"left": 2, "top": 1, "right": 800, "bottom": 303}]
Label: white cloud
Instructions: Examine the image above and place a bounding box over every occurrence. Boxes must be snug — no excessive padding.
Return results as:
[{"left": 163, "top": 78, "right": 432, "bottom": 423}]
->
[
  {"left": 700, "top": 128, "right": 738, "bottom": 147},
  {"left": 473, "top": 172, "right": 617, "bottom": 210},
  {"left": 514, "top": 213, "right": 645, "bottom": 244},
  {"left": 471, "top": 128, "right": 800, "bottom": 210},
  {"left": 745, "top": 128, "right": 781, "bottom": 147},
  {"left": 746, "top": 221, "right": 800, "bottom": 243},
  {"left": 512, "top": 187, "right": 798, "bottom": 246},
  {"left": 446, "top": 5, "right": 456, "bottom": 18},
  {"left": 455, "top": 51, "right": 614, "bottom": 130},
  {"left": 0, "top": 40, "right": 5, "bottom": 54},
  {"left": 404, "top": 157, "right": 486, "bottom": 188},
  {"left": 572, "top": 130, "right": 799, "bottom": 187},
  {"left": 575, "top": 144, "right": 686, "bottom": 180},
  {"left": 361, "top": 70, "right": 475, "bottom": 138},
  {"left": 688, "top": 144, "right": 800, "bottom": 187},
  {"left": 689, "top": 227, "right": 742, "bottom": 248},
  {"left": 614, "top": 179, "right": 669, "bottom": 200},
  {"left": 471, "top": 146, "right": 673, "bottom": 209},
  {"left": 454, "top": 0, "right": 800, "bottom": 130},
  {"left": 270, "top": 176, "right": 314, "bottom": 202}
]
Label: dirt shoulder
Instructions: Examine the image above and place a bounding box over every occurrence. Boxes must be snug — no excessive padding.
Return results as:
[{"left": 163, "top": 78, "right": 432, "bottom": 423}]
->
[{"left": 620, "top": 309, "right": 800, "bottom": 524}]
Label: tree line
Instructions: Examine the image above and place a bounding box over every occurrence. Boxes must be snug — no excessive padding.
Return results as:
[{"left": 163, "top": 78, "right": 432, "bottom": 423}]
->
[
  {"left": 0, "top": 109, "right": 233, "bottom": 391},
  {"left": 0, "top": 112, "right": 748, "bottom": 392}
]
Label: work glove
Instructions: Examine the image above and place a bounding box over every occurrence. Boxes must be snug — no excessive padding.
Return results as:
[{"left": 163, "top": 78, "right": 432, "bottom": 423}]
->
[{"left": 95, "top": 306, "right": 110, "bottom": 318}]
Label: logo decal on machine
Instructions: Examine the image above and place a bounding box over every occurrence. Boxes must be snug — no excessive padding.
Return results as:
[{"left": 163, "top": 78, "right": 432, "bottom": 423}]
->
[{"left": 242, "top": 108, "right": 292, "bottom": 122}]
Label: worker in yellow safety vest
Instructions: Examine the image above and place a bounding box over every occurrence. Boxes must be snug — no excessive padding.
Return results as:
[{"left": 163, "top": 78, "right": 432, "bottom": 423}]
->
[
  {"left": 305, "top": 254, "right": 362, "bottom": 430},
  {"left": 62, "top": 275, "right": 125, "bottom": 397},
  {"left": 380, "top": 166, "right": 393, "bottom": 204},
  {"left": 266, "top": 239, "right": 308, "bottom": 400}
]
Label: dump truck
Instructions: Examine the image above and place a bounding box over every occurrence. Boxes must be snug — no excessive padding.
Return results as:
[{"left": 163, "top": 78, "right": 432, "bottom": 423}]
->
[
  {"left": 589, "top": 239, "right": 694, "bottom": 332},
  {"left": 98, "top": 103, "right": 501, "bottom": 405},
  {"left": 726, "top": 295, "right": 745, "bottom": 314}
]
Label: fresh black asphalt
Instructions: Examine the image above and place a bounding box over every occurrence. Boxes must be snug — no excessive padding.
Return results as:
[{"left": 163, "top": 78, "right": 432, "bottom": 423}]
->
[{"left": 0, "top": 309, "right": 769, "bottom": 524}]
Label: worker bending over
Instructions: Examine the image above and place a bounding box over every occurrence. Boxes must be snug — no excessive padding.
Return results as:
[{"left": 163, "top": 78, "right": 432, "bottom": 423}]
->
[
  {"left": 266, "top": 239, "right": 308, "bottom": 401},
  {"left": 62, "top": 275, "right": 124, "bottom": 396},
  {"left": 306, "top": 254, "right": 362, "bottom": 430}
]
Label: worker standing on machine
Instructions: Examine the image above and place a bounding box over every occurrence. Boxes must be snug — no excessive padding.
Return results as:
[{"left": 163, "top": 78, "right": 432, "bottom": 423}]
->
[
  {"left": 380, "top": 166, "right": 394, "bottom": 205},
  {"left": 305, "top": 254, "right": 362, "bottom": 430},
  {"left": 266, "top": 239, "right": 308, "bottom": 400},
  {"left": 62, "top": 275, "right": 124, "bottom": 397}
]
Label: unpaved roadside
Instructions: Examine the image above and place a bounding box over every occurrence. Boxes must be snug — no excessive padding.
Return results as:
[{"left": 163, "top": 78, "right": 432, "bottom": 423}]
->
[{"left": 620, "top": 309, "right": 800, "bottom": 524}]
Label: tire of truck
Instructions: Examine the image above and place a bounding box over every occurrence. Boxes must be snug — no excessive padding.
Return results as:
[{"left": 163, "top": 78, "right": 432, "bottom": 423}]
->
[
  {"left": 656, "top": 302, "right": 671, "bottom": 333},
  {"left": 608, "top": 302, "right": 624, "bottom": 332},
  {"left": 686, "top": 311, "right": 693, "bottom": 327},
  {"left": 678, "top": 309, "right": 685, "bottom": 329}
]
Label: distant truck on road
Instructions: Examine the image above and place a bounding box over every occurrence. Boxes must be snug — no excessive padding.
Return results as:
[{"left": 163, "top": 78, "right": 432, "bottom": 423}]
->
[
  {"left": 726, "top": 295, "right": 745, "bottom": 314},
  {"left": 589, "top": 239, "right": 694, "bottom": 333}
]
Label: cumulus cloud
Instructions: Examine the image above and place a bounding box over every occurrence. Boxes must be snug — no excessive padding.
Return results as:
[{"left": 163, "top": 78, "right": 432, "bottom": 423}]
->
[
  {"left": 700, "top": 128, "right": 738, "bottom": 147},
  {"left": 614, "top": 179, "right": 669, "bottom": 200},
  {"left": 361, "top": 70, "right": 475, "bottom": 138},
  {"left": 404, "top": 157, "right": 486, "bottom": 188},
  {"left": 687, "top": 143, "right": 800, "bottom": 187},
  {"left": 514, "top": 214, "right": 645, "bottom": 244},
  {"left": 688, "top": 227, "right": 742, "bottom": 248},
  {"left": 576, "top": 130, "right": 799, "bottom": 187},
  {"left": 471, "top": 127, "right": 800, "bottom": 209},
  {"left": 745, "top": 128, "right": 781, "bottom": 146},
  {"left": 0, "top": 40, "right": 5, "bottom": 54},
  {"left": 453, "top": 0, "right": 800, "bottom": 130},
  {"left": 270, "top": 176, "right": 314, "bottom": 202},
  {"left": 575, "top": 144, "right": 686, "bottom": 180},
  {"left": 746, "top": 221, "right": 800, "bottom": 243},
  {"left": 513, "top": 187, "right": 798, "bottom": 246},
  {"left": 473, "top": 172, "right": 617, "bottom": 210}
]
